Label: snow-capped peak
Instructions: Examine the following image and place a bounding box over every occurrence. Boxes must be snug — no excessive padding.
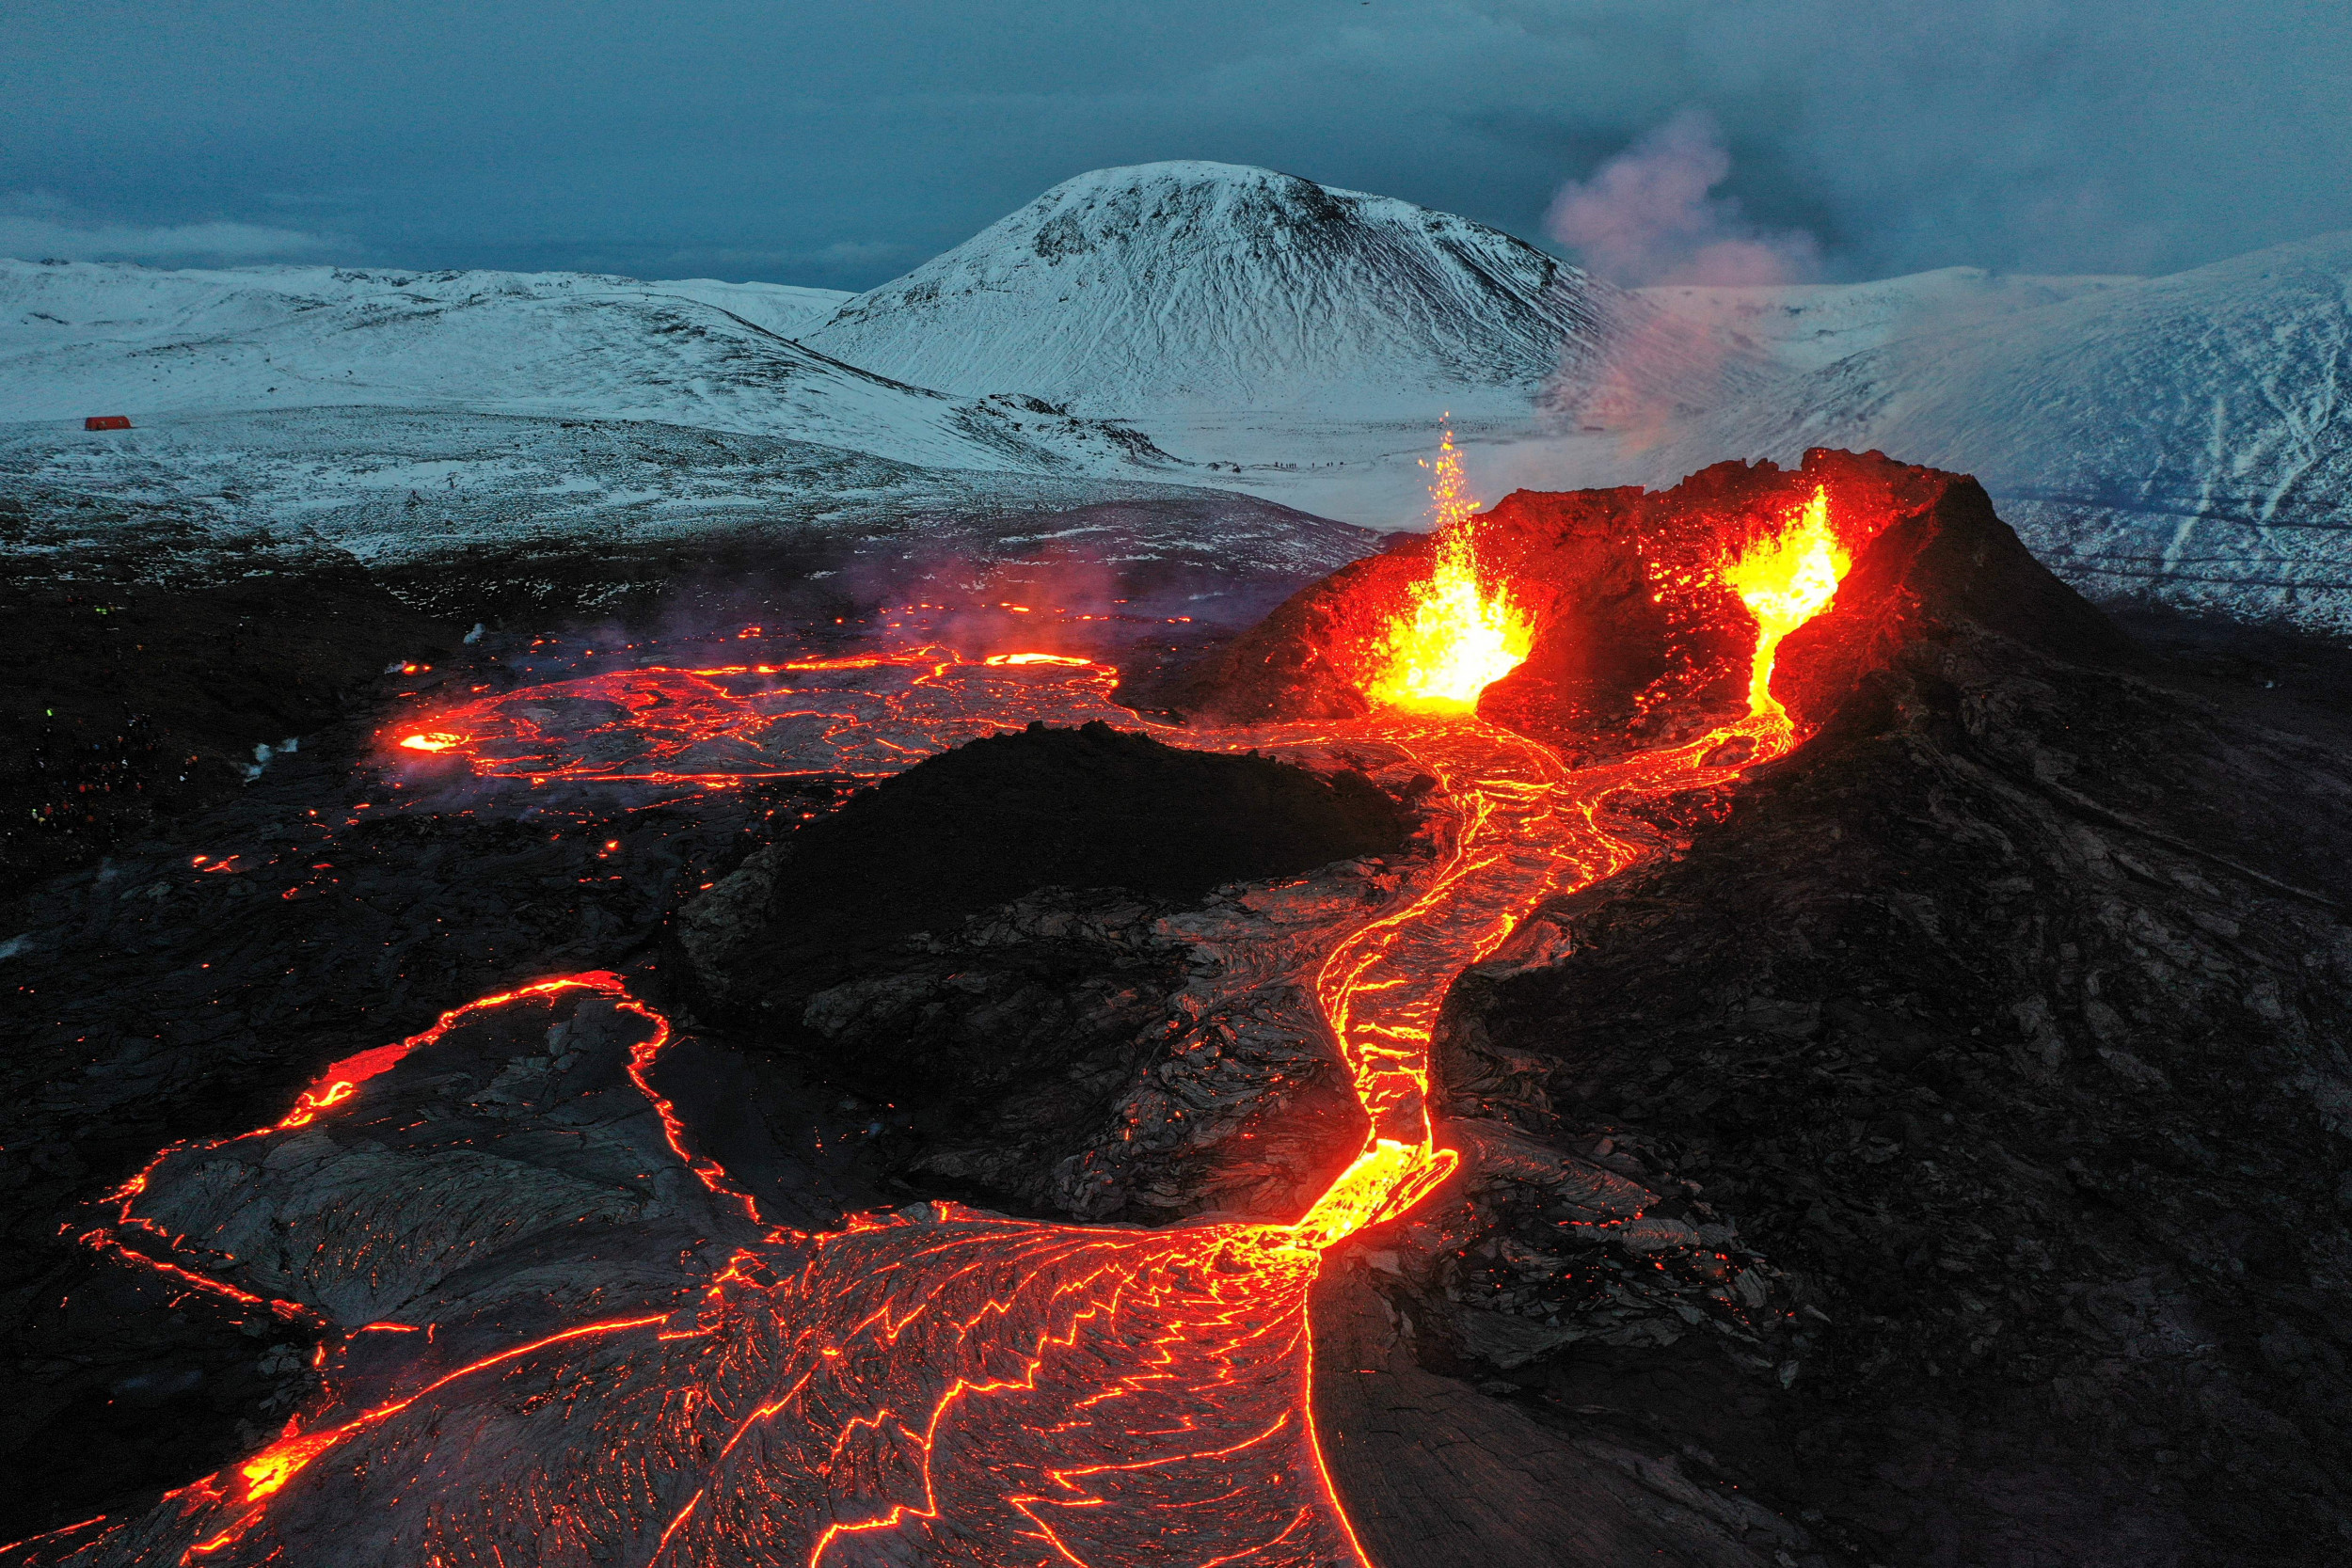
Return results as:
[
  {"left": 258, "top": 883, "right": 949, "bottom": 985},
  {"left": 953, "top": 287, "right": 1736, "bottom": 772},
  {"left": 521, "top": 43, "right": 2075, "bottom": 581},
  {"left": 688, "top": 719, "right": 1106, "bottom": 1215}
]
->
[{"left": 802, "top": 161, "right": 1606, "bottom": 416}]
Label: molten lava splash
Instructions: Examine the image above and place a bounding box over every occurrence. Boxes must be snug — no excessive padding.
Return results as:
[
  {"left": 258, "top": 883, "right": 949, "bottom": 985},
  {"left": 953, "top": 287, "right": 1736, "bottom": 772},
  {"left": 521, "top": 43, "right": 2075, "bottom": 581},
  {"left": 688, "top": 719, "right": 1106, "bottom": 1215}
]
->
[
  {"left": 1723, "top": 486, "right": 1849, "bottom": 726},
  {"left": 1362, "top": 426, "right": 1533, "bottom": 714},
  {"left": 23, "top": 503, "right": 1865, "bottom": 1568}
]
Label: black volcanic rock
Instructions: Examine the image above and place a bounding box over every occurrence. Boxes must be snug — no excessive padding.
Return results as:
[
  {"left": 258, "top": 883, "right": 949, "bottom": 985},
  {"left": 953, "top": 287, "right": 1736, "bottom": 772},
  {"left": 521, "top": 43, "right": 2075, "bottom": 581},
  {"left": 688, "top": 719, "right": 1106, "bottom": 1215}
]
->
[
  {"left": 0, "top": 568, "right": 459, "bottom": 888},
  {"left": 677, "top": 721, "right": 1409, "bottom": 1101},
  {"left": 1362, "top": 461, "right": 2352, "bottom": 1565}
]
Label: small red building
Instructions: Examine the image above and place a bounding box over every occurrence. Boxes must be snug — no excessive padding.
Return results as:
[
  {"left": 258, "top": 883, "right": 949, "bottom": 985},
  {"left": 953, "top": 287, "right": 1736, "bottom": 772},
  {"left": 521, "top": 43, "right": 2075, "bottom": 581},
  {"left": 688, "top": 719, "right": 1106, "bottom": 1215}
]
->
[{"left": 85, "top": 415, "right": 132, "bottom": 431}]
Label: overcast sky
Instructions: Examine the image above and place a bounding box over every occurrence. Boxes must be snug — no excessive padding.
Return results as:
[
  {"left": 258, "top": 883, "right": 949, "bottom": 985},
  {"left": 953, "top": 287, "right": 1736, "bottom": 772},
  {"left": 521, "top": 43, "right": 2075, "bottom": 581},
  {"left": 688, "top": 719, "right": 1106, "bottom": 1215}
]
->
[{"left": 5, "top": 1, "right": 2347, "bottom": 289}]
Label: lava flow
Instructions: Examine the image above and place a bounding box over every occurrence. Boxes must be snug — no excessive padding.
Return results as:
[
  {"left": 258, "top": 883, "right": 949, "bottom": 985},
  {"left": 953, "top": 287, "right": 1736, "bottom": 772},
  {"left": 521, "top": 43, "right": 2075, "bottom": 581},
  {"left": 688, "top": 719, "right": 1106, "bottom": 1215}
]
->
[
  {"left": 383, "top": 649, "right": 1135, "bottom": 784},
  {"left": 11, "top": 452, "right": 1858, "bottom": 1568}
]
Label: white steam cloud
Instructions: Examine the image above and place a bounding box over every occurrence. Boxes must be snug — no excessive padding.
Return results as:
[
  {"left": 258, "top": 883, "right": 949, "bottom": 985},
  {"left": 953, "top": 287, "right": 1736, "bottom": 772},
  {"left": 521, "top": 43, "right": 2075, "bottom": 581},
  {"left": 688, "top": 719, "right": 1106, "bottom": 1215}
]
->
[
  {"left": 1539, "top": 113, "right": 1827, "bottom": 458},
  {"left": 1545, "top": 111, "right": 1821, "bottom": 288}
]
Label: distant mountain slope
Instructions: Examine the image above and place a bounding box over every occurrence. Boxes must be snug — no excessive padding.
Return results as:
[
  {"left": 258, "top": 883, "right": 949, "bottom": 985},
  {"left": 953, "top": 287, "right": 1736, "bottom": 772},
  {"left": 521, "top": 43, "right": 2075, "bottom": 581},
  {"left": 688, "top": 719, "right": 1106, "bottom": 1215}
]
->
[
  {"left": 0, "top": 261, "right": 1167, "bottom": 476},
  {"left": 802, "top": 162, "right": 1607, "bottom": 416},
  {"left": 0, "top": 406, "right": 1374, "bottom": 589},
  {"left": 1586, "top": 231, "right": 2352, "bottom": 627},
  {"left": 8, "top": 189, "right": 2347, "bottom": 631}
]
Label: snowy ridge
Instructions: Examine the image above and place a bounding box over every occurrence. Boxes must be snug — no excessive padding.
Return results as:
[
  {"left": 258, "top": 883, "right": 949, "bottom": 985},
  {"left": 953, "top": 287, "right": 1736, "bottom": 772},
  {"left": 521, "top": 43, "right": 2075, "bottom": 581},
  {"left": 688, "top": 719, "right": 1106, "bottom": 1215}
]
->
[
  {"left": 0, "top": 260, "right": 1168, "bottom": 476},
  {"left": 1568, "top": 233, "right": 2352, "bottom": 627},
  {"left": 803, "top": 162, "right": 1608, "bottom": 416},
  {"left": 0, "top": 406, "right": 1365, "bottom": 577},
  {"left": 5, "top": 179, "right": 2349, "bottom": 628}
]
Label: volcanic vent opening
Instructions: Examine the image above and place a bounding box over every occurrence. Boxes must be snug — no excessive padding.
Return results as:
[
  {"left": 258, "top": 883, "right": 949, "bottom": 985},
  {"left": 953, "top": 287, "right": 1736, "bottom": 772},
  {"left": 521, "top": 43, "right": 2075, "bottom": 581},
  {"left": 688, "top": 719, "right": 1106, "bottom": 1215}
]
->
[
  {"left": 1358, "top": 425, "right": 1534, "bottom": 714},
  {"left": 1140, "top": 447, "right": 1908, "bottom": 763}
]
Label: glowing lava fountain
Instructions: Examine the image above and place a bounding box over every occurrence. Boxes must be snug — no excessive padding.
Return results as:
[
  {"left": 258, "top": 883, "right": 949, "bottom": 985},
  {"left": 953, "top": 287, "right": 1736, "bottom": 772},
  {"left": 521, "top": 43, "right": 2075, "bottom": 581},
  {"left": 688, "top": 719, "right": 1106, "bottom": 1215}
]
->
[
  {"left": 8, "top": 458, "right": 1859, "bottom": 1568},
  {"left": 1723, "top": 485, "right": 1849, "bottom": 737},
  {"left": 1359, "top": 423, "right": 1532, "bottom": 715}
]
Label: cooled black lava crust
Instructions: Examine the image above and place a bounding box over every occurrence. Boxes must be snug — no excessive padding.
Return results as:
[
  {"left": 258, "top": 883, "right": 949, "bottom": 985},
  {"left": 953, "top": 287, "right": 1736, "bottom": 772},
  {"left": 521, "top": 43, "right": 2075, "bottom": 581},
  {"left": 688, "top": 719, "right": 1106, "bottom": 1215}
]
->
[{"left": 711, "top": 720, "right": 1410, "bottom": 1100}]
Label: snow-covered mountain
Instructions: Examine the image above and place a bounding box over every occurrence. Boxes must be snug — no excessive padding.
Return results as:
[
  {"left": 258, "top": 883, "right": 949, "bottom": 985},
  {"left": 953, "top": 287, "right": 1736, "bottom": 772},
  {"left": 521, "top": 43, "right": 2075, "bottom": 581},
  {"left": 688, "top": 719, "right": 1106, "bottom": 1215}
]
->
[
  {"left": 802, "top": 162, "right": 1607, "bottom": 416},
  {"left": 0, "top": 260, "right": 1167, "bottom": 476},
  {"left": 1541, "top": 233, "right": 2352, "bottom": 628},
  {"left": 5, "top": 175, "right": 2348, "bottom": 630}
]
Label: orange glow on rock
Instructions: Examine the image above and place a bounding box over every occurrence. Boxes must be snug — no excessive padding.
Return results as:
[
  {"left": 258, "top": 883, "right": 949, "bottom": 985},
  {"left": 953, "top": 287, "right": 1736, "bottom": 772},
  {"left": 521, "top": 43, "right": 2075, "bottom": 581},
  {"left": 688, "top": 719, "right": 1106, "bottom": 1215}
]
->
[
  {"left": 397, "top": 732, "right": 465, "bottom": 753},
  {"left": 982, "top": 652, "right": 1097, "bottom": 668},
  {"left": 1363, "top": 425, "right": 1533, "bottom": 714},
  {"left": 234, "top": 1433, "right": 339, "bottom": 1504}
]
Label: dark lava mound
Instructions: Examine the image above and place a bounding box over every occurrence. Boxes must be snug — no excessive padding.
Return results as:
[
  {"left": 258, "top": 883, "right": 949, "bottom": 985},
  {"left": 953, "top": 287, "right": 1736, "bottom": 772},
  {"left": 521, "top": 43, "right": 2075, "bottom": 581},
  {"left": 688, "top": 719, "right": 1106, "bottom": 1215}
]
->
[
  {"left": 676, "top": 721, "right": 1407, "bottom": 1103},
  {"left": 1228, "top": 451, "right": 2352, "bottom": 1568}
]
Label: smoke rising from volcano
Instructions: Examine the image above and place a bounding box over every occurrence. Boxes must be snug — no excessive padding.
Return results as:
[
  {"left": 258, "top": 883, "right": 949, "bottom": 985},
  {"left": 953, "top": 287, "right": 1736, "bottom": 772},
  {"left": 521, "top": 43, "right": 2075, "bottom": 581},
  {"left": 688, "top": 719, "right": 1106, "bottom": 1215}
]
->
[
  {"left": 1533, "top": 112, "right": 1822, "bottom": 460},
  {"left": 1534, "top": 111, "right": 1844, "bottom": 465},
  {"left": 1544, "top": 111, "right": 1821, "bottom": 289}
]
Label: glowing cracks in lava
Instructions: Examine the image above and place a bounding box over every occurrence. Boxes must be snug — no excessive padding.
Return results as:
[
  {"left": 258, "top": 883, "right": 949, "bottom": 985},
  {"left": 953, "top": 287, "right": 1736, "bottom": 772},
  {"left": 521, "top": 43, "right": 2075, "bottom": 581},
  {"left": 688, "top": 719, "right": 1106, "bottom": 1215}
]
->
[
  {"left": 41, "top": 546, "right": 1887, "bottom": 1568},
  {"left": 981, "top": 653, "right": 1099, "bottom": 669},
  {"left": 1363, "top": 425, "right": 1533, "bottom": 715},
  {"left": 1722, "top": 486, "right": 1850, "bottom": 724},
  {"left": 274, "top": 974, "right": 628, "bottom": 1129},
  {"left": 179, "top": 1311, "right": 674, "bottom": 1559},
  {"left": 381, "top": 648, "right": 1136, "bottom": 786}
]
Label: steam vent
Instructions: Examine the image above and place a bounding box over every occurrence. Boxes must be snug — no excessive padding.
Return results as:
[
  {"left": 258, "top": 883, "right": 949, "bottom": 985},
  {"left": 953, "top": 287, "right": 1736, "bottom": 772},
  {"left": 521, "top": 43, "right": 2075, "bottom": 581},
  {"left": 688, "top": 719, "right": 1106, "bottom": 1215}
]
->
[{"left": 8, "top": 446, "right": 2351, "bottom": 1568}]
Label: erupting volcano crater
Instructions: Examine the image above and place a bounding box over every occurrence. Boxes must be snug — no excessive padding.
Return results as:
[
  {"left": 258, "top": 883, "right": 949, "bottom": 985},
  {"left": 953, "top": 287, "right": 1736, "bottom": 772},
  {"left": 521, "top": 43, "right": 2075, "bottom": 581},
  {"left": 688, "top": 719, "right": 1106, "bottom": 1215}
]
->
[
  {"left": 11, "top": 444, "right": 2344, "bottom": 1568},
  {"left": 1136, "top": 446, "right": 2026, "bottom": 756}
]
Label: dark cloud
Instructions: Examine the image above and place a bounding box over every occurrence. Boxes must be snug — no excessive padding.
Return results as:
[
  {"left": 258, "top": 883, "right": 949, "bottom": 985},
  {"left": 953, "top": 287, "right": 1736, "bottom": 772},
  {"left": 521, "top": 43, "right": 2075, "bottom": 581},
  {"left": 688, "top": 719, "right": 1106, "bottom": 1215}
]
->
[{"left": 3, "top": 1, "right": 2345, "bottom": 289}]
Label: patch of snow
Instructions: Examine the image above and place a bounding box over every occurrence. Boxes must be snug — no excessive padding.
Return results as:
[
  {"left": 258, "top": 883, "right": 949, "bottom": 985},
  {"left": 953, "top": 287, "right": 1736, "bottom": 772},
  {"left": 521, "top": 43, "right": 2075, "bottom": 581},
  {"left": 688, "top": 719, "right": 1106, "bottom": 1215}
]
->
[{"left": 0, "top": 407, "right": 1234, "bottom": 568}]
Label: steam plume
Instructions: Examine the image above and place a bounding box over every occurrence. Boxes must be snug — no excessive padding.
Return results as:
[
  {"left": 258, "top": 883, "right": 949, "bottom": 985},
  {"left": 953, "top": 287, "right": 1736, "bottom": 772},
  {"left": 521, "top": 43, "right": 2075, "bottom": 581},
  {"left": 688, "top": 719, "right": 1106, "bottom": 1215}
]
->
[
  {"left": 1545, "top": 110, "right": 1820, "bottom": 288},
  {"left": 1538, "top": 112, "right": 1824, "bottom": 460}
]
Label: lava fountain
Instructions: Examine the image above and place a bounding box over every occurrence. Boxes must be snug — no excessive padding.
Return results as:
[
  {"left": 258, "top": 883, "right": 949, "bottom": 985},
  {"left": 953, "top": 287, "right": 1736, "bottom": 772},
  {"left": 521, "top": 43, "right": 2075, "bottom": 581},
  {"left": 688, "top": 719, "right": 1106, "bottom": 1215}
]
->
[
  {"left": 1723, "top": 485, "right": 1849, "bottom": 733},
  {"left": 1359, "top": 423, "right": 1532, "bottom": 715}
]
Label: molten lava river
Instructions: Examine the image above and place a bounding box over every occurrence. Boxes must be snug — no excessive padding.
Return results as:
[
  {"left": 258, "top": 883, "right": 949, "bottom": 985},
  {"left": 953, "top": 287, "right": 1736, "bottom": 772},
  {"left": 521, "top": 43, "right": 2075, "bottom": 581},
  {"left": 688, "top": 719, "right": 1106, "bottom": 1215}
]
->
[{"left": 10, "top": 469, "right": 1856, "bottom": 1568}]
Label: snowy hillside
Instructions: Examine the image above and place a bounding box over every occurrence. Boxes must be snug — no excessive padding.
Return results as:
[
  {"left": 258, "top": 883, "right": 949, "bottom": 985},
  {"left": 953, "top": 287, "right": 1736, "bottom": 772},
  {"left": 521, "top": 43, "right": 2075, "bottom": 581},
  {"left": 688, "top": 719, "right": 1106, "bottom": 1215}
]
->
[
  {"left": 5, "top": 180, "right": 2348, "bottom": 630},
  {"left": 1552, "top": 233, "right": 2352, "bottom": 628},
  {"left": 0, "top": 260, "right": 1168, "bottom": 476},
  {"left": 802, "top": 162, "right": 1608, "bottom": 416},
  {"left": 0, "top": 408, "right": 1250, "bottom": 570}
]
